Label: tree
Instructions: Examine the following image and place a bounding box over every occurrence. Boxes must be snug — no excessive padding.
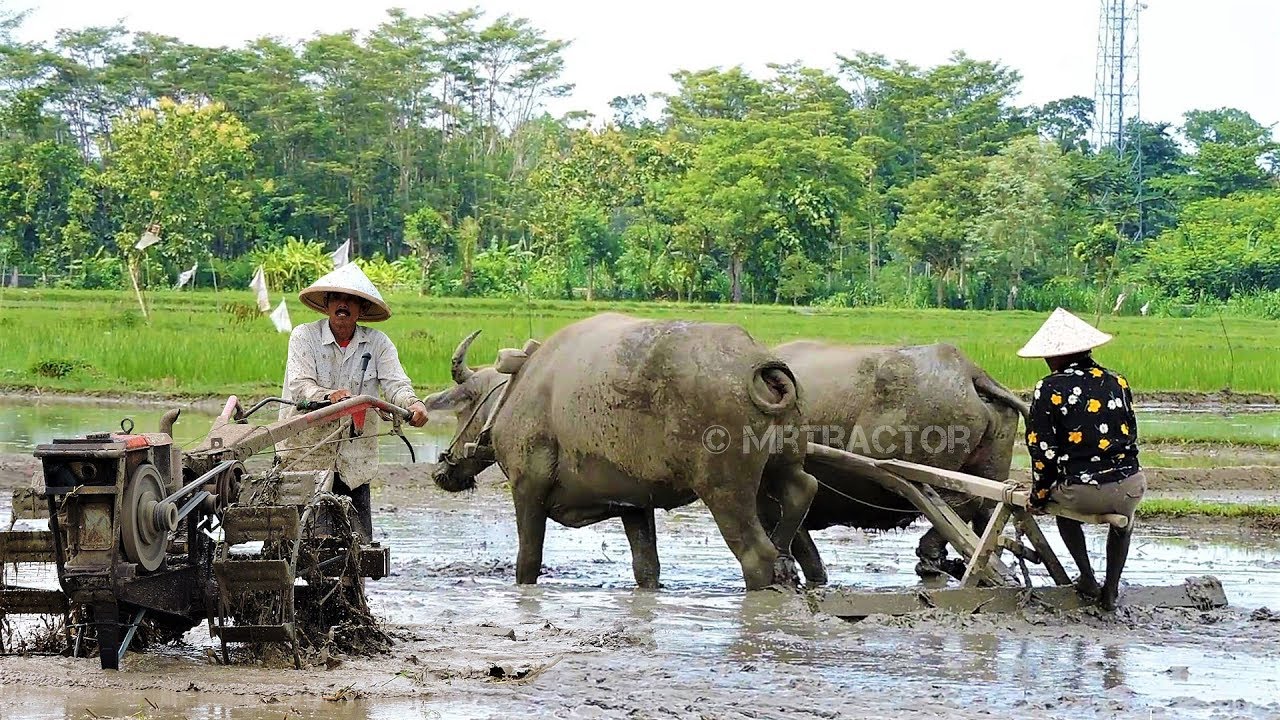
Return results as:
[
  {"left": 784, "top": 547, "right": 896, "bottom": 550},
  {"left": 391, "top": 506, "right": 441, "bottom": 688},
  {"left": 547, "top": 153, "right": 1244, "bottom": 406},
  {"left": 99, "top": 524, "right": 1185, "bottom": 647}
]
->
[
  {"left": 404, "top": 205, "right": 451, "bottom": 288},
  {"left": 1036, "top": 96, "right": 1094, "bottom": 153},
  {"left": 1179, "top": 108, "right": 1278, "bottom": 198},
  {"left": 669, "top": 117, "right": 866, "bottom": 302},
  {"left": 889, "top": 156, "right": 985, "bottom": 306},
  {"left": 97, "top": 97, "right": 256, "bottom": 266},
  {"left": 969, "top": 137, "right": 1072, "bottom": 308},
  {"left": 1134, "top": 192, "right": 1280, "bottom": 299},
  {"left": 778, "top": 252, "right": 820, "bottom": 304}
]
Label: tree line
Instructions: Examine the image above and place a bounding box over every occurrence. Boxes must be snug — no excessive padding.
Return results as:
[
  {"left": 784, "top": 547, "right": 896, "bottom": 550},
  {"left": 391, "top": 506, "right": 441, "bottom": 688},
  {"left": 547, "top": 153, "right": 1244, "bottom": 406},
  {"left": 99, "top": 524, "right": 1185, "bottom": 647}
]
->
[{"left": 1, "top": 5, "right": 1278, "bottom": 317}]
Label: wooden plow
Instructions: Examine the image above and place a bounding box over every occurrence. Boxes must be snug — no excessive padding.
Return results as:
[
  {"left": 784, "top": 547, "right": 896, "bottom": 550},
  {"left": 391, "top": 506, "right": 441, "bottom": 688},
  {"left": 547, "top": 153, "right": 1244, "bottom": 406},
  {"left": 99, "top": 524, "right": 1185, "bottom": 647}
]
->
[{"left": 803, "top": 443, "right": 1228, "bottom": 619}]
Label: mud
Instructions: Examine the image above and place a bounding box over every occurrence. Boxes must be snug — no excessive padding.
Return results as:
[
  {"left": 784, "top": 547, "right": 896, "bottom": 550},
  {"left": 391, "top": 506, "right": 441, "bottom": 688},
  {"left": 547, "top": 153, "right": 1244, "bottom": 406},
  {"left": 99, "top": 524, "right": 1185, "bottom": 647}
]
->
[
  {"left": 4, "top": 393, "right": 1280, "bottom": 718},
  {"left": 4, "top": 483, "right": 1280, "bottom": 719}
]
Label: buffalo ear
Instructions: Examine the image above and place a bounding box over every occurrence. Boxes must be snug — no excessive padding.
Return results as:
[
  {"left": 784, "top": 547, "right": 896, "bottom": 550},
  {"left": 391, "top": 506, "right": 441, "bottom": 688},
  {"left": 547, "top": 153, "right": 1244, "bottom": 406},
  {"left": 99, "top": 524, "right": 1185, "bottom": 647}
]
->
[{"left": 421, "top": 385, "right": 473, "bottom": 413}]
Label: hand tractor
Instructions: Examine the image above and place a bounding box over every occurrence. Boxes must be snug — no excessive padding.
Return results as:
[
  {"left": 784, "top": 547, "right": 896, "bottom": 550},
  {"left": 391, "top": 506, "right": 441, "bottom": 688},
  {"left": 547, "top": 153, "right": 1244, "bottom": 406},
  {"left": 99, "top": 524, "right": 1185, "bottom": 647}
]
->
[{"left": 0, "top": 393, "right": 414, "bottom": 670}]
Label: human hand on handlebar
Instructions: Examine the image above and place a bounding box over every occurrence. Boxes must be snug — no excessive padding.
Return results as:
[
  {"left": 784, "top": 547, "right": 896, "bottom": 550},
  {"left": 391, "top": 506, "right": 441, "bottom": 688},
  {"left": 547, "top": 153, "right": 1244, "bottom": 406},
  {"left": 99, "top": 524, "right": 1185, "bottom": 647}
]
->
[
  {"left": 408, "top": 401, "right": 428, "bottom": 427},
  {"left": 326, "top": 389, "right": 352, "bottom": 403}
]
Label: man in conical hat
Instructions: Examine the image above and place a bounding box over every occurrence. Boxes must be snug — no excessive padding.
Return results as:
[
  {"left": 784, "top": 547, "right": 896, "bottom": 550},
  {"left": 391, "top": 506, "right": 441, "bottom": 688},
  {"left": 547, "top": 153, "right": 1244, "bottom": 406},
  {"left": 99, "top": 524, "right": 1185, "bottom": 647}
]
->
[
  {"left": 279, "top": 262, "right": 429, "bottom": 541},
  {"left": 1019, "top": 307, "right": 1145, "bottom": 611}
]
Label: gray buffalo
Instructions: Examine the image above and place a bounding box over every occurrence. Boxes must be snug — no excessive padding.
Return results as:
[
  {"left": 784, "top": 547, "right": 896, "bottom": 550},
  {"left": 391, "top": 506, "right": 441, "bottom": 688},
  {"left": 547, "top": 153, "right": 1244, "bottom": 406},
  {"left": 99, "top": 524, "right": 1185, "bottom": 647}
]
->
[
  {"left": 772, "top": 341, "right": 1028, "bottom": 583},
  {"left": 424, "top": 313, "right": 819, "bottom": 591}
]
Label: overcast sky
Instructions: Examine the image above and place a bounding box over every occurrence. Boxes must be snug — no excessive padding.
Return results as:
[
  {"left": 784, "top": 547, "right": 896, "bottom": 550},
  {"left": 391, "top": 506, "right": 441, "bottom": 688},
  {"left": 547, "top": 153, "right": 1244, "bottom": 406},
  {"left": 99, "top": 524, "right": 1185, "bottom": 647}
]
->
[{"left": 14, "top": 0, "right": 1279, "bottom": 132}]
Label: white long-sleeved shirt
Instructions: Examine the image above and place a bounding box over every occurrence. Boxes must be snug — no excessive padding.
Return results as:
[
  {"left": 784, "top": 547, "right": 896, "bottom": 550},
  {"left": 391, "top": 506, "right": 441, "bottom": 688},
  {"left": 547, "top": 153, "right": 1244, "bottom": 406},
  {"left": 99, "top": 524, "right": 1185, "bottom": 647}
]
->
[{"left": 276, "top": 318, "right": 420, "bottom": 489}]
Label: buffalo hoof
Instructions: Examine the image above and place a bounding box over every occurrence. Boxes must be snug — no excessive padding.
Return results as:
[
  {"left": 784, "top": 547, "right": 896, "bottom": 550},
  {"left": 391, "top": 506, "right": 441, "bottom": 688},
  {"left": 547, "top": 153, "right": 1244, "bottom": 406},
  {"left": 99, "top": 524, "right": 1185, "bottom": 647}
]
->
[
  {"left": 1099, "top": 586, "right": 1120, "bottom": 611},
  {"left": 939, "top": 557, "right": 967, "bottom": 581},
  {"left": 1074, "top": 575, "right": 1102, "bottom": 601},
  {"left": 772, "top": 555, "right": 801, "bottom": 587},
  {"left": 914, "top": 559, "right": 945, "bottom": 579}
]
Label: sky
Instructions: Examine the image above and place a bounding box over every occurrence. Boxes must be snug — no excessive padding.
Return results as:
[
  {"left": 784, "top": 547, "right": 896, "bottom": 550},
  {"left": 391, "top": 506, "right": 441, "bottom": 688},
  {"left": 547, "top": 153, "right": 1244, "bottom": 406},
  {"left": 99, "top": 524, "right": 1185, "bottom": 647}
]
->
[{"left": 12, "top": 0, "right": 1280, "bottom": 132}]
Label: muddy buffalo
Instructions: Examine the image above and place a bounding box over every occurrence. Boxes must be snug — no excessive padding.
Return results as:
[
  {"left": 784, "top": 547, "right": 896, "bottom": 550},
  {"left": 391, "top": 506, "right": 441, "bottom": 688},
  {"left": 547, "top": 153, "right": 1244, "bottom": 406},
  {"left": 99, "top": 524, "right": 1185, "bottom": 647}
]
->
[
  {"left": 772, "top": 341, "right": 1028, "bottom": 583},
  {"left": 424, "top": 313, "right": 819, "bottom": 591}
]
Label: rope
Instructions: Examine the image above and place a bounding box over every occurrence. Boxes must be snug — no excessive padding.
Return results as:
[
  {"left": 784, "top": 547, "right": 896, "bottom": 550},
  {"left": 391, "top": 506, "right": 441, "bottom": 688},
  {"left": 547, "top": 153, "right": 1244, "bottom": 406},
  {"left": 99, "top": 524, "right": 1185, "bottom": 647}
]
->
[
  {"left": 811, "top": 476, "right": 919, "bottom": 515},
  {"left": 441, "top": 379, "right": 509, "bottom": 458}
]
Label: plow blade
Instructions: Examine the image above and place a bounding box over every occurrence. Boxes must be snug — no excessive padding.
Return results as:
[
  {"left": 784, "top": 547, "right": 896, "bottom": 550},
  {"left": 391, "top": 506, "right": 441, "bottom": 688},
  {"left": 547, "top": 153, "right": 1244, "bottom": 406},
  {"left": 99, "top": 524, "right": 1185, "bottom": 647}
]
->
[
  {"left": 300, "top": 545, "right": 390, "bottom": 580},
  {"left": 9, "top": 489, "right": 48, "bottom": 521},
  {"left": 813, "top": 576, "right": 1229, "bottom": 619},
  {"left": 0, "top": 530, "right": 57, "bottom": 564},
  {"left": 240, "top": 470, "right": 331, "bottom": 507},
  {"left": 222, "top": 506, "right": 300, "bottom": 545},
  {"left": 211, "top": 623, "right": 296, "bottom": 644},
  {"left": 0, "top": 588, "right": 69, "bottom": 615},
  {"left": 213, "top": 559, "right": 294, "bottom": 595}
]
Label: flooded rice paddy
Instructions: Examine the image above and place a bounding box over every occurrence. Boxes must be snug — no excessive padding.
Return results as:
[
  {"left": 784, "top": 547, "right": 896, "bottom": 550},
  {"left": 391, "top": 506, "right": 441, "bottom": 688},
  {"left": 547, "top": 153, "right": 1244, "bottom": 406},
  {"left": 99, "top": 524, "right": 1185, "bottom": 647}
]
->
[
  {"left": 1, "top": 396, "right": 1279, "bottom": 718},
  {"left": 3, "top": 483, "right": 1280, "bottom": 719}
]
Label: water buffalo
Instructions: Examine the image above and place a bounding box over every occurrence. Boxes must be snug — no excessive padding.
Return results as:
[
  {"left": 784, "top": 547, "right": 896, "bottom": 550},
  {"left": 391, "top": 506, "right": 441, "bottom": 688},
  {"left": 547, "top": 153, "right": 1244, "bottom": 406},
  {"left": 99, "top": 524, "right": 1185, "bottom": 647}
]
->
[
  {"left": 772, "top": 341, "right": 1028, "bottom": 584},
  {"left": 424, "top": 313, "right": 819, "bottom": 591}
]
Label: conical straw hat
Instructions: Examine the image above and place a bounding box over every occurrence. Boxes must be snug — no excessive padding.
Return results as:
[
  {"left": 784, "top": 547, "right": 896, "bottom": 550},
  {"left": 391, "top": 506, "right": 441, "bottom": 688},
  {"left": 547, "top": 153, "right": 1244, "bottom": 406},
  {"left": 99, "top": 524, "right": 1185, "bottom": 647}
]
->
[
  {"left": 1017, "top": 307, "right": 1113, "bottom": 358},
  {"left": 298, "top": 263, "right": 391, "bottom": 322}
]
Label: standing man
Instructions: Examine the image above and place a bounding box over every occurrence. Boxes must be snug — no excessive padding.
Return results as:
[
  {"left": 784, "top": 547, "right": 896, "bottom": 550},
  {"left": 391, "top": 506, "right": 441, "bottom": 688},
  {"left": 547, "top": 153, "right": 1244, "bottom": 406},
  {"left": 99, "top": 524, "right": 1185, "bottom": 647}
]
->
[
  {"left": 278, "top": 263, "right": 429, "bottom": 541},
  {"left": 1018, "top": 308, "right": 1145, "bottom": 611}
]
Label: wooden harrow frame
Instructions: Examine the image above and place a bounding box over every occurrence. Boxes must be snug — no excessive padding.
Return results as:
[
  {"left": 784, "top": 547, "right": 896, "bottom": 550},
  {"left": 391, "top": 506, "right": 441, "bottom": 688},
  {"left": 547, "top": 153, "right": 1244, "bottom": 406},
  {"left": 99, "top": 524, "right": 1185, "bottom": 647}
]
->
[{"left": 804, "top": 443, "right": 1228, "bottom": 618}]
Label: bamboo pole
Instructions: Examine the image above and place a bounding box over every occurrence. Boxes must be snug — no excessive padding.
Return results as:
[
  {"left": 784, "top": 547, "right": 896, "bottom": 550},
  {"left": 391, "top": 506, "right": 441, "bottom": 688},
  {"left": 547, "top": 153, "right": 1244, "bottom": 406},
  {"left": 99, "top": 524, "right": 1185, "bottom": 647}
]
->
[{"left": 128, "top": 257, "right": 149, "bottom": 319}]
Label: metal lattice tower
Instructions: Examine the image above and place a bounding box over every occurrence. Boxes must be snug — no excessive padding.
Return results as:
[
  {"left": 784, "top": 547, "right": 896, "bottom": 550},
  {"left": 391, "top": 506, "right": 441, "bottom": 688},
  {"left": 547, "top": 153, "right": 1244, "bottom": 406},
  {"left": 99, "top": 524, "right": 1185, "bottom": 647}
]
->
[{"left": 1093, "top": 0, "right": 1142, "bottom": 151}]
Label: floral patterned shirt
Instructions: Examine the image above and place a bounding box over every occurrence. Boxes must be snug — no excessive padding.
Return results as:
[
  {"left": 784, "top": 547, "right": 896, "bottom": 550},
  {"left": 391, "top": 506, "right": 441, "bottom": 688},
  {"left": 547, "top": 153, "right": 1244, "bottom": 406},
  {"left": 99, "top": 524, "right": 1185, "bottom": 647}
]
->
[
  {"left": 1026, "top": 358, "right": 1140, "bottom": 506},
  {"left": 276, "top": 318, "right": 421, "bottom": 489}
]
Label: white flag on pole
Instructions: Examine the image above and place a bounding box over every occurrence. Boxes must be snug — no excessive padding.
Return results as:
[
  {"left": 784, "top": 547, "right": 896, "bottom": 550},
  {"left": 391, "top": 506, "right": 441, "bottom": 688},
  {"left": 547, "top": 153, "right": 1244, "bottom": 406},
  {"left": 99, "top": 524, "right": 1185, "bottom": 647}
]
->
[
  {"left": 331, "top": 239, "right": 350, "bottom": 269},
  {"left": 249, "top": 266, "right": 271, "bottom": 312},
  {"left": 135, "top": 224, "right": 162, "bottom": 251},
  {"left": 174, "top": 262, "right": 198, "bottom": 290},
  {"left": 1112, "top": 292, "right": 1127, "bottom": 314},
  {"left": 1140, "top": 301, "right": 1151, "bottom": 316},
  {"left": 269, "top": 298, "right": 293, "bottom": 333}
]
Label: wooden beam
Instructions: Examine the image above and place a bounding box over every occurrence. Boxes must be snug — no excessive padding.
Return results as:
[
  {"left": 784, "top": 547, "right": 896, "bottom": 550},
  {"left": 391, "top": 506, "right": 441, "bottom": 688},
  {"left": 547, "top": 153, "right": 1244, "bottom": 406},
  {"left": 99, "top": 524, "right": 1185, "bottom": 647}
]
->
[
  {"left": 963, "top": 503, "right": 1013, "bottom": 587},
  {"left": 843, "top": 452, "right": 1129, "bottom": 529},
  {"left": 813, "top": 577, "right": 1228, "bottom": 618},
  {"left": 873, "top": 474, "right": 1009, "bottom": 587},
  {"left": 1014, "top": 510, "right": 1073, "bottom": 586},
  {"left": 805, "top": 444, "right": 1014, "bottom": 586},
  {"left": 914, "top": 484, "right": 1016, "bottom": 585},
  {"left": 998, "top": 536, "right": 1041, "bottom": 564}
]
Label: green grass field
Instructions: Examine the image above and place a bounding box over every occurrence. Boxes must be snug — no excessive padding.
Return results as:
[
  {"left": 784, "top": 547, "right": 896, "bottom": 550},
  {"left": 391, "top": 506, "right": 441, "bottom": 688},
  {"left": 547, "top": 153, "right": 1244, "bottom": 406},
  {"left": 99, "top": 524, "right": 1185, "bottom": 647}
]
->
[
  {"left": 1136, "top": 499, "right": 1280, "bottom": 520},
  {"left": 1, "top": 288, "right": 1276, "bottom": 398}
]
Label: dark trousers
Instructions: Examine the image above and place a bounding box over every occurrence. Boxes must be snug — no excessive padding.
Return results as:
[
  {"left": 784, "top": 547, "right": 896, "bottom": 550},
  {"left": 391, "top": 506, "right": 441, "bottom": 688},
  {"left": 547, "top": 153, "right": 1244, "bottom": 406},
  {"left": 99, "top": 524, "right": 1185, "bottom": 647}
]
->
[{"left": 333, "top": 475, "right": 373, "bottom": 542}]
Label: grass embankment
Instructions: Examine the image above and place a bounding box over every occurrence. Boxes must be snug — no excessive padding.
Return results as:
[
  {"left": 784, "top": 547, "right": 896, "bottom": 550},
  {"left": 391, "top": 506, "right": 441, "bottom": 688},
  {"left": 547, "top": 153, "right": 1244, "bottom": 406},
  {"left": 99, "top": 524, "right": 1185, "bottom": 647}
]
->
[
  {"left": 1, "top": 288, "right": 1277, "bottom": 398},
  {"left": 1136, "top": 499, "right": 1280, "bottom": 521}
]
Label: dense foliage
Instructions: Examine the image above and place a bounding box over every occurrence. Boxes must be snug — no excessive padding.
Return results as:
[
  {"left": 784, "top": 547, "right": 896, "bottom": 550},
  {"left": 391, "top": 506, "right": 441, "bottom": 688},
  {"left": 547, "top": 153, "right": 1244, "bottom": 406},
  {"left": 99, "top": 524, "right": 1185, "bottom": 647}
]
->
[{"left": 1, "top": 6, "right": 1277, "bottom": 315}]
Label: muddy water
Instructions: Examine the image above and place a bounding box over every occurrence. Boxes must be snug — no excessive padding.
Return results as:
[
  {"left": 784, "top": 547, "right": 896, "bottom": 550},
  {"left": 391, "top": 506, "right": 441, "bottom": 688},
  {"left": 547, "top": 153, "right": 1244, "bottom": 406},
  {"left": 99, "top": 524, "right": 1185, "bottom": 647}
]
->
[
  {"left": 4, "top": 486, "right": 1280, "bottom": 719},
  {"left": 4, "top": 399, "right": 1278, "bottom": 470},
  {"left": 1140, "top": 409, "right": 1280, "bottom": 445}
]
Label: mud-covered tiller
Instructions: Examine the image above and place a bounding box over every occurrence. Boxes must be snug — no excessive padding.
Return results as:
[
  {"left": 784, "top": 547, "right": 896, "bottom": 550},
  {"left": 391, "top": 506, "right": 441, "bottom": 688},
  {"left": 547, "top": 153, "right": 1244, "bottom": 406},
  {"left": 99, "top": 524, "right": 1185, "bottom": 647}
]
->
[{"left": 0, "top": 394, "right": 412, "bottom": 669}]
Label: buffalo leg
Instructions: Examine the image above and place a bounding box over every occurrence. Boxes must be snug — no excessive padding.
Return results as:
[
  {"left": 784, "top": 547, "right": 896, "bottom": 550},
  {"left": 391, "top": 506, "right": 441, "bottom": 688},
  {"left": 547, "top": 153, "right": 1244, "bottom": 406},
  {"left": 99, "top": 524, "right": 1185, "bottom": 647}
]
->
[
  {"left": 790, "top": 528, "right": 829, "bottom": 586},
  {"left": 764, "top": 463, "right": 818, "bottom": 552},
  {"left": 700, "top": 485, "right": 779, "bottom": 591},
  {"left": 510, "top": 446, "right": 556, "bottom": 585},
  {"left": 513, "top": 498, "right": 547, "bottom": 584},
  {"left": 621, "top": 508, "right": 661, "bottom": 589}
]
